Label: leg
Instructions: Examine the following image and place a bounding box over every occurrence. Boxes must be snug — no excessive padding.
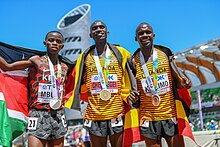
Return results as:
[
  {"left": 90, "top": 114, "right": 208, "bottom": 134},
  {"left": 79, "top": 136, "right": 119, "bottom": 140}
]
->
[
  {"left": 47, "top": 137, "right": 64, "bottom": 147},
  {"left": 140, "top": 121, "right": 162, "bottom": 147},
  {"left": 144, "top": 137, "right": 161, "bottom": 147},
  {"left": 165, "top": 135, "right": 184, "bottom": 147},
  {"left": 28, "top": 135, "right": 47, "bottom": 147},
  {"left": 109, "top": 132, "right": 123, "bottom": 147},
  {"left": 89, "top": 134, "right": 107, "bottom": 147}
]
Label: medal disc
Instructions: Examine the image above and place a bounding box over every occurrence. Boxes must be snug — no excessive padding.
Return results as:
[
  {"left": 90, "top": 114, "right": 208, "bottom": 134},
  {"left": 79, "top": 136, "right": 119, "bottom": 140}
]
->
[
  {"left": 50, "top": 99, "right": 61, "bottom": 110},
  {"left": 100, "top": 89, "right": 111, "bottom": 101},
  {"left": 152, "top": 94, "right": 160, "bottom": 106}
]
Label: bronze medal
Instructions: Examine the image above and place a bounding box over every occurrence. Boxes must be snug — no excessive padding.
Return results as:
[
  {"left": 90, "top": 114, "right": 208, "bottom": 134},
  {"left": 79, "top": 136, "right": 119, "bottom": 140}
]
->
[
  {"left": 100, "top": 89, "right": 111, "bottom": 101},
  {"left": 50, "top": 98, "right": 61, "bottom": 110},
  {"left": 152, "top": 94, "right": 160, "bottom": 106}
]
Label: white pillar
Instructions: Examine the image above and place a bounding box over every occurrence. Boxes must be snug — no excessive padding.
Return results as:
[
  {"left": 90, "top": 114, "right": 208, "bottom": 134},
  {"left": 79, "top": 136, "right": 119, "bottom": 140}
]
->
[
  {"left": 197, "top": 89, "right": 204, "bottom": 130},
  {"left": 57, "top": 4, "right": 91, "bottom": 62}
]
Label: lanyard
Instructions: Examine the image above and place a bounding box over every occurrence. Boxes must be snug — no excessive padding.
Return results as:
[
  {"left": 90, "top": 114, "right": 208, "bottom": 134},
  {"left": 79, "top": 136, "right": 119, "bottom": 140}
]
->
[
  {"left": 140, "top": 47, "right": 159, "bottom": 95},
  {"left": 47, "top": 55, "right": 61, "bottom": 99},
  {"left": 94, "top": 46, "right": 111, "bottom": 90}
]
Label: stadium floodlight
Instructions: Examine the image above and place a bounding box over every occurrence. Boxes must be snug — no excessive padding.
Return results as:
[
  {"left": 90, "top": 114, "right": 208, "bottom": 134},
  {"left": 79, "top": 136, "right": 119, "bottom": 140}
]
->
[{"left": 57, "top": 4, "right": 91, "bottom": 61}]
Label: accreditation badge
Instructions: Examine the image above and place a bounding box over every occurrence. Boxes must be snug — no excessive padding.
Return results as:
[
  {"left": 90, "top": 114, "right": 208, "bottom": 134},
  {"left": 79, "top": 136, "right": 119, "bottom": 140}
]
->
[
  {"left": 49, "top": 98, "right": 61, "bottom": 110},
  {"left": 100, "top": 89, "right": 111, "bottom": 101},
  {"left": 152, "top": 94, "right": 161, "bottom": 106}
]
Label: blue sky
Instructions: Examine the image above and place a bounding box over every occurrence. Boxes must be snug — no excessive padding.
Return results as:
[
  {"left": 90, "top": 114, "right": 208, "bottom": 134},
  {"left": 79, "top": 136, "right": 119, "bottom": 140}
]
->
[{"left": 0, "top": 0, "right": 219, "bottom": 54}]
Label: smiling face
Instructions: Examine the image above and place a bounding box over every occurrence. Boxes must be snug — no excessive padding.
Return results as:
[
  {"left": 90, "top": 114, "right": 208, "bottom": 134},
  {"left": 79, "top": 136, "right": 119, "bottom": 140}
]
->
[
  {"left": 89, "top": 20, "right": 108, "bottom": 44},
  {"left": 135, "top": 23, "right": 155, "bottom": 49},
  {"left": 44, "top": 32, "right": 64, "bottom": 55}
]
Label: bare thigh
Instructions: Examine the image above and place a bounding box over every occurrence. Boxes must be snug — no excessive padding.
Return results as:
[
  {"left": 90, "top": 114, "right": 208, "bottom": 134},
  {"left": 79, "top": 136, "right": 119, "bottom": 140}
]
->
[
  {"left": 47, "top": 137, "right": 64, "bottom": 147},
  {"left": 109, "top": 132, "right": 123, "bottom": 147},
  {"left": 165, "top": 135, "right": 184, "bottom": 147},
  {"left": 90, "top": 134, "right": 107, "bottom": 147},
  {"left": 144, "top": 137, "right": 161, "bottom": 147},
  {"left": 28, "top": 135, "right": 47, "bottom": 147}
]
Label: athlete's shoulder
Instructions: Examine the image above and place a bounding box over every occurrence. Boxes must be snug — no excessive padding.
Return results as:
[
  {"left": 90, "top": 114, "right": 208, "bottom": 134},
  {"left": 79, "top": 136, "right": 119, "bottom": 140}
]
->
[
  {"left": 155, "top": 44, "right": 173, "bottom": 57},
  {"left": 113, "top": 44, "right": 131, "bottom": 55},
  {"left": 82, "top": 45, "right": 95, "bottom": 55},
  {"left": 58, "top": 55, "right": 75, "bottom": 66}
]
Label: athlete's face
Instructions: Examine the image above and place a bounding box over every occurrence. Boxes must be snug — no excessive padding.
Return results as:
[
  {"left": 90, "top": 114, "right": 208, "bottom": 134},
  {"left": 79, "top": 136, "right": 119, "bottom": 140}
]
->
[
  {"left": 90, "top": 21, "right": 108, "bottom": 43},
  {"left": 44, "top": 32, "right": 64, "bottom": 55},
  {"left": 135, "top": 23, "right": 155, "bottom": 49}
]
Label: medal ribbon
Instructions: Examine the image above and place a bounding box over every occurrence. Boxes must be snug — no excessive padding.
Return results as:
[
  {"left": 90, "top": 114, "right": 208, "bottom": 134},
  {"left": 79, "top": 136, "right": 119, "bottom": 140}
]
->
[
  {"left": 140, "top": 47, "right": 159, "bottom": 95},
  {"left": 47, "top": 54, "right": 62, "bottom": 99},
  {"left": 152, "top": 48, "right": 159, "bottom": 94},
  {"left": 94, "top": 46, "right": 111, "bottom": 90}
]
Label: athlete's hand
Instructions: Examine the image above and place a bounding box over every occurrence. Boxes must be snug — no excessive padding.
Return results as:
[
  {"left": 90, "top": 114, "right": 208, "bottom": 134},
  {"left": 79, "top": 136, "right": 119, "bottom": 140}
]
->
[
  {"left": 128, "top": 90, "right": 139, "bottom": 103},
  {"left": 181, "top": 77, "right": 192, "bottom": 89}
]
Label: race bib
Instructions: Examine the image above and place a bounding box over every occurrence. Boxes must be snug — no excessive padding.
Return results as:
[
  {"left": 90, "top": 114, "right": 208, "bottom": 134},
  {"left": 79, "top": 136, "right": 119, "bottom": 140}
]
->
[
  {"left": 84, "top": 119, "right": 92, "bottom": 128},
  {"left": 61, "top": 115, "right": 67, "bottom": 128},
  {"left": 171, "top": 117, "right": 178, "bottom": 124},
  {"left": 111, "top": 116, "right": 123, "bottom": 127},
  {"left": 28, "top": 117, "right": 38, "bottom": 130},
  {"left": 141, "top": 73, "right": 170, "bottom": 96},
  {"left": 141, "top": 120, "right": 149, "bottom": 128},
  {"left": 91, "top": 74, "right": 118, "bottom": 94},
  {"left": 37, "top": 83, "right": 53, "bottom": 103}
]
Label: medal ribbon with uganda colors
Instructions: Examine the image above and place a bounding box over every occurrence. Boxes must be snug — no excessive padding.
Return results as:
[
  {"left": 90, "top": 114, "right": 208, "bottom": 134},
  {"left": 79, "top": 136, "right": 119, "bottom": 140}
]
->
[
  {"left": 139, "top": 47, "right": 159, "bottom": 95},
  {"left": 152, "top": 48, "right": 159, "bottom": 94},
  {"left": 94, "top": 46, "right": 111, "bottom": 90}
]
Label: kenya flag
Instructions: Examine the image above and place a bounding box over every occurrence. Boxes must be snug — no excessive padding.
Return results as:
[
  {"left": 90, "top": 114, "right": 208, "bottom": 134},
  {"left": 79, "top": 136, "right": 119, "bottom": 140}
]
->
[{"left": 0, "top": 70, "right": 29, "bottom": 147}]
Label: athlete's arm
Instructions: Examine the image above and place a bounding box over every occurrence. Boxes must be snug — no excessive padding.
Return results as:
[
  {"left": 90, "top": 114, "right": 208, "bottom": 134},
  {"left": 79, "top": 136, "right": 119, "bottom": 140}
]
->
[{"left": 0, "top": 55, "right": 38, "bottom": 71}]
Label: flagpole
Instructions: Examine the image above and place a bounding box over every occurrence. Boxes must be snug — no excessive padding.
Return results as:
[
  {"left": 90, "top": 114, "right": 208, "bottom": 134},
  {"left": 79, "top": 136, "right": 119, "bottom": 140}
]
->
[{"left": 197, "top": 89, "right": 204, "bottom": 131}]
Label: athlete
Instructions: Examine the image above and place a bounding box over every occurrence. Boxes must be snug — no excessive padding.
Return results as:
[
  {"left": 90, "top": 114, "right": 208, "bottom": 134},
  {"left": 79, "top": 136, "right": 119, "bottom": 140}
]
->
[
  {"left": 69, "top": 20, "right": 138, "bottom": 147},
  {"left": 131, "top": 22, "right": 192, "bottom": 147},
  {"left": 0, "top": 31, "right": 71, "bottom": 147}
]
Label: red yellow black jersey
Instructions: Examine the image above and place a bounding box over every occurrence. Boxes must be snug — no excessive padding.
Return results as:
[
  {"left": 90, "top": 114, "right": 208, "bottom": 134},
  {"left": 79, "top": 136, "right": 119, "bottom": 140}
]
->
[{"left": 28, "top": 56, "right": 68, "bottom": 110}]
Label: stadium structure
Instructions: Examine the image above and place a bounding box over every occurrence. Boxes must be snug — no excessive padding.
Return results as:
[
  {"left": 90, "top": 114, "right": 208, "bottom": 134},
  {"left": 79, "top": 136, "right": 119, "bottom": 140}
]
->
[
  {"left": 174, "top": 37, "right": 220, "bottom": 131},
  {"left": 57, "top": 4, "right": 91, "bottom": 62},
  {"left": 175, "top": 37, "right": 220, "bottom": 91}
]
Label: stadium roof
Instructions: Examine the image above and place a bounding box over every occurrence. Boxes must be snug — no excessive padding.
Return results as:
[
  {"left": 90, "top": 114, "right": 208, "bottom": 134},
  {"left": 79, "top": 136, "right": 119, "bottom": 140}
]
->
[{"left": 175, "top": 37, "right": 220, "bottom": 91}]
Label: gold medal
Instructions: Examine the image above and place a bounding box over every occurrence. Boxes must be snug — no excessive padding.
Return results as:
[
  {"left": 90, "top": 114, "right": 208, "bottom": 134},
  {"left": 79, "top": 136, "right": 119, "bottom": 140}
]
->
[
  {"left": 50, "top": 98, "right": 61, "bottom": 110},
  {"left": 152, "top": 94, "right": 160, "bottom": 106},
  {"left": 100, "top": 89, "right": 111, "bottom": 101}
]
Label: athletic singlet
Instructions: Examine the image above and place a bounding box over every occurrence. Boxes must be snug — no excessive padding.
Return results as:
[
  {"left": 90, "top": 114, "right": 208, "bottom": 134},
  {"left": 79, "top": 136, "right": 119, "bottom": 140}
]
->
[
  {"left": 83, "top": 49, "right": 126, "bottom": 120},
  {"left": 28, "top": 56, "right": 68, "bottom": 110},
  {"left": 134, "top": 48, "right": 176, "bottom": 122}
]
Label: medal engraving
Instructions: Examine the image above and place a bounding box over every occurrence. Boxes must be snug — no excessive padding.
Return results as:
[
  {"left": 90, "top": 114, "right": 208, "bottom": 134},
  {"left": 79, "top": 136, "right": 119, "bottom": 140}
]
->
[
  {"left": 152, "top": 94, "right": 160, "bottom": 106},
  {"left": 50, "top": 99, "right": 61, "bottom": 110},
  {"left": 100, "top": 89, "right": 111, "bottom": 101}
]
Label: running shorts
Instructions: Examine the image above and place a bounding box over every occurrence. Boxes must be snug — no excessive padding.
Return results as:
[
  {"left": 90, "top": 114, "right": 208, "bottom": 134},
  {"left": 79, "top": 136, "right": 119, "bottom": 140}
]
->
[
  {"left": 140, "top": 118, "right": 178, "bottom": 140},
  {"left": 83, "top": 116, "right": 124, "bottom": 137},
  {"left": 27, "top": 108, "right": 68, "bottom": 140}
]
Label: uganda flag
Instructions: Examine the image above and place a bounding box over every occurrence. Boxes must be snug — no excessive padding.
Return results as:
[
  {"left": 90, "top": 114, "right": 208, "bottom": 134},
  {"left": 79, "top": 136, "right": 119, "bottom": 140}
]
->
[
  {"left": 176, "top": 88, "right": 195, "bottom": 142},
  {"left": 123, "top": 108, "right": 143, "bottom": 147}
]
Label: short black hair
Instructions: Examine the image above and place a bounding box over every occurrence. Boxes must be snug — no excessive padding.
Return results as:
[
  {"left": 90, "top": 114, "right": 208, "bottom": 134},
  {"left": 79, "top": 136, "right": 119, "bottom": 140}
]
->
[
  {"left": 45, "top": 31, "right": 64, "bottom": 42},
  {"left": 136, "top": 22, "right": 153, "bottom": 34},
  {"left": 90, "top": 20, "right": 107, "bottom": 32}
]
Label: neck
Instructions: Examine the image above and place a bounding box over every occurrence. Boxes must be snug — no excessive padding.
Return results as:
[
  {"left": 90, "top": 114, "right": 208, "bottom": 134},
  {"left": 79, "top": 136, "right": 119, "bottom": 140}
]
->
[
  {"left": 47, "top": 54, "right": 58, "bottom": 65},
  {"left": 141, "top": 46, "right": 153, "bottom": 62},
  {"left": 95, "top": 42, "right": 107, "bottom": 55}
]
